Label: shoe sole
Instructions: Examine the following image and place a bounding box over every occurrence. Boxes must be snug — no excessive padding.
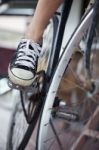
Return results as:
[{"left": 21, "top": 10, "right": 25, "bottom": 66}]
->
[{"left": 8, "top": 67, "right": 35, "bottom": 87}]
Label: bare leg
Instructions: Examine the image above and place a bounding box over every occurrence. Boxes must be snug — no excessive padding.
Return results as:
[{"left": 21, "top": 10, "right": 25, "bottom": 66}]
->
[{"left": 26, "top": 0, "right": 64, "bottom": 42}]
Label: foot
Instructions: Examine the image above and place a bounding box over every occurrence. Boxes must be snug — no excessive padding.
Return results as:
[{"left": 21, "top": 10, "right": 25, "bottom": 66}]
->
[{"left": 8, "top": 39, "right": 42, "bottom": 87}]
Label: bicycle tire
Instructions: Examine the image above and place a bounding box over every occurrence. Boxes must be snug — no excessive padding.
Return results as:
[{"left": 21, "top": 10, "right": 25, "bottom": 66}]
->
[
  {"left": 6, "top": 100, "right": 29, "bottom": 150},
  {"left": 6, "top": 15, "right": 59, "bottom": 150},
  {"left": 6, "top": 90, "right": 44, "bottom": 150},
  {"left": 37, "top": 7, "right": 95, "bottom": 150}
]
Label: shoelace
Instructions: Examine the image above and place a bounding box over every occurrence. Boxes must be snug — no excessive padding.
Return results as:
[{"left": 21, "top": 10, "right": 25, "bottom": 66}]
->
[{"left": 15, "top": 40, "right": 41, "bottom": 69}]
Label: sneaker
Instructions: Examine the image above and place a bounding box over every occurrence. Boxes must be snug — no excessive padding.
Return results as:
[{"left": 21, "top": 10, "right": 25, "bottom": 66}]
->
[{"left": 8, "top": 39, "right": 42, "bottom": 87}]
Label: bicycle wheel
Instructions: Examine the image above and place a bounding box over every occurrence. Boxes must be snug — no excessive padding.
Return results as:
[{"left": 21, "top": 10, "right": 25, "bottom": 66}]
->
[
  {"left": 6, "top": 100, "right": 28, "bottom": 150},
  {"left": 37, "top": 7, "right": 99, "bottom": 150},
  {"left": 7, "top": 71, "right": 46, "bottom": 150},
  {"left": 6, "top": 15, "right": 59, "bottom": 150}
]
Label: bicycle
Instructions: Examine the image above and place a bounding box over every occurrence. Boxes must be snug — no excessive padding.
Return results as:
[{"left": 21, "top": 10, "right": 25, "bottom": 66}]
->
[{"left": 6, "top": 0, "right": 99, "bottom": 149}]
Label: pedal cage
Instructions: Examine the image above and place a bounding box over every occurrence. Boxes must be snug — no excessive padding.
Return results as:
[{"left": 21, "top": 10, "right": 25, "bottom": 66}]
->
[{"left": 8, "top": 70, "right": 46, "bottom": 91}]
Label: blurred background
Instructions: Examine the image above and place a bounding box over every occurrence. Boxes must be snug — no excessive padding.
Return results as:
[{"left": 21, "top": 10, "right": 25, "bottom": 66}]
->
[
  {"left": 0, "top": 0, "right": 38, "bottom": 75},
  {"left": 0, "top": 1, "right": 37, "bottom": 149}
]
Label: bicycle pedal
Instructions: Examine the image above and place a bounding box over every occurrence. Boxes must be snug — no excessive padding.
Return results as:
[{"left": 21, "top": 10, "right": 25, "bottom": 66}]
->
[
  {"left": 8, "top": 80, "right": 25, "bottom": 90},
  {"left": 8, "top": 74, "right": 40, "bottom": 91},
  {"left": 8, "top": 79, "right": 34, "bottom": 91},
  {"left": 56, "top": 110, "right": 79, "bottom": 122}
]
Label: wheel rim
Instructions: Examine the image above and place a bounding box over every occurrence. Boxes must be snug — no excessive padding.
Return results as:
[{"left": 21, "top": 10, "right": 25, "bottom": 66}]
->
[{"left": 37, "top": 8, "right": 94, "bottom": 150}]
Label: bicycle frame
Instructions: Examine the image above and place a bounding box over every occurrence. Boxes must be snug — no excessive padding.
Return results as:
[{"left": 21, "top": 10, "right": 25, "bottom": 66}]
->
[
  {"left": 47, "top": 0, "right": 99, "bottom": 79},
  {"left": 85, "top": 0, "right": 99, "bottom": 76},
  {"left": 47, "top": 0, "right": 73, "bottom": 78}
]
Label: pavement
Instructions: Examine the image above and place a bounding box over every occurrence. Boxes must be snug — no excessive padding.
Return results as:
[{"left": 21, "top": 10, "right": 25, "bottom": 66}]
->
[{"left": 0, "top": 77, "right": 20, "bottom": 150}]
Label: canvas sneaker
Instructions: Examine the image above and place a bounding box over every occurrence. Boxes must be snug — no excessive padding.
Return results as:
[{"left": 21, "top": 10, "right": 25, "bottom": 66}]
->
[{"left": 8, "top": 39, "right": 42, "bottom": 87}]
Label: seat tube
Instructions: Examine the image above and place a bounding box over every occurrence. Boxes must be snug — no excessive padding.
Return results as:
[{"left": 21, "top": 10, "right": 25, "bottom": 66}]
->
[{"left": 51, "top": 0, "right": 73, "bottom": 75}]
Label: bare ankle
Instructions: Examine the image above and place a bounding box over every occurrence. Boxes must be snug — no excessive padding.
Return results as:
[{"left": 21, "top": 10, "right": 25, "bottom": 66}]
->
[{"left": 25, "top": 28, "right": 43, "bottom": 44}]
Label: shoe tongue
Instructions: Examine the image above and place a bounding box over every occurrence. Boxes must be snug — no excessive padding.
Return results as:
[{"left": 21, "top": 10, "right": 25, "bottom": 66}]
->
[
  {"left": 29, "top": 44, "right": 34, "bottom": 50},
  {"left": 17, "top": 65, "right": 30, "bottom": 71},
  {"left": 29, "top": 43, "right": 40, "bottom": 55}
]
